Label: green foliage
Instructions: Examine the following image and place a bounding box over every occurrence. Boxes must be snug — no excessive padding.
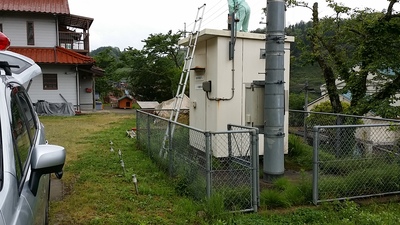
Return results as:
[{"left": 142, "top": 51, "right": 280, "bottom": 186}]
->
[
  {"left": 310, "top": 101, "right": 350, "bottom": 113},
  {"left": 288, "top": 134, "right": 310, "bottom": 158},
  {"left": 289, "top": 93, "right": 310, "bottom": 110},
  {"left": 288, "top": 1, "right": 400, "bottom": 117},
  {"left": 92, "top": 47, "right": 122, "bottom": 99},
  {"left": 90, "top": 46, "right": 122, "bottom": 57},
  {"left": 260, "top": 188, "right": 292, "bottom": 209},
  {"left": 260, "top": 176, "right": 312, "bottom": 209},
  {"left": 121, "top": 31, "right": 184, "bottom": 102},
  {"left": 287, "top": 134, "right": 318, "bottom": 170},
  {"left": 307, "top": 101, "right": 359, "bottom": 126},
  {"left": 231, "top": 200, "right": 400, "bottom": 224},
  {"left": 90, "top": 30, "right": 184, "bottom": 103},
  {"left": 287, "top": 133, "right": 337, "bottom": 170},
  {"left": 203, "top": 194, "right": 226, "bottom": 221},
  {"left": 174, "top": 171, "right": 206, "bottom": 201},
  {"left": 319, "top": 163, "right": 400, "bottom": 200}
]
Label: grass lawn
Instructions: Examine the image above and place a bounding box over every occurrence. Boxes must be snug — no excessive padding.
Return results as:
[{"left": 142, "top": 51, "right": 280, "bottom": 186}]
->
[{"left": 41, "top": 113, "right": 400, "bottom": 225}]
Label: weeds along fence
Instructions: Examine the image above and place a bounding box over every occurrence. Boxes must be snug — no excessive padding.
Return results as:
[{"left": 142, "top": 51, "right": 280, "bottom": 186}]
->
[
  {"left": 136, "top": 110, "right": 259, "bottom": 212},
  {"left": 289, "top": 110, "right": 400, "bottom": 204}
]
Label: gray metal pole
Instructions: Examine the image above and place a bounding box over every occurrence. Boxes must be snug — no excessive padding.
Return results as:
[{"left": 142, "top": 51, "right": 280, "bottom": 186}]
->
[
  {"left": 147, "top": 114, "right": 151, "bottom": 156},
  {"left": 168, "top": 120, "right": 173, "bottom": 177},
  {"left": 205, "top": 132, "right": 212, "bottom": 198},
  {"left": 312, "top": 126, "right": 320, "bottom": 205},
  {"left": 303, "top": 81, "right": 314, "bottom": 142},
  {"left": 251, "top": 129, "right": 259, "bottom": 212},
  {"left": 264, "top": 0, "right": 286, "bottom": 182},
  {"left": 304, "top": 81, "right": 309, "bottom": 142}
]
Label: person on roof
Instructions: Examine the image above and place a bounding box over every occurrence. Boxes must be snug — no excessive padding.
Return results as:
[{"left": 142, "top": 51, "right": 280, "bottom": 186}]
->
[{"left": 228, "top": 0, "right": 251, "bottom": 32}]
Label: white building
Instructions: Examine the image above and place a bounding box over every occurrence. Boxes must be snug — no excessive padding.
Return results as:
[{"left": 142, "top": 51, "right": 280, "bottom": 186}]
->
[
  {"left": 0, "top": 0, "right": 103, "bottom": 112},
  {"left": 179, "top": 29, "right": 294, "bottom": 155}
]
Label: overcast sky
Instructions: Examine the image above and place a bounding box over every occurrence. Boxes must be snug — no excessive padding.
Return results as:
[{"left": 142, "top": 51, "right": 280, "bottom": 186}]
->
[{"left": 67, "top": 0, "right": 396, "bottom": 51}]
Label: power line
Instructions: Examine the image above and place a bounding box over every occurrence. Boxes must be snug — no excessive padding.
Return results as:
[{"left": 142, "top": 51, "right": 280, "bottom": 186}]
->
[
  {"left": 203, "top": 0, "right": 225, "bottom": 18},
  {"left": 202, "top": 8, "right": 228, "bottom": 28},
  {"left": 185, "top": 1, "right": 227, "bottom": 30},
  {"left": 202, "top": 3, "right": 228, "bottom": 26}
]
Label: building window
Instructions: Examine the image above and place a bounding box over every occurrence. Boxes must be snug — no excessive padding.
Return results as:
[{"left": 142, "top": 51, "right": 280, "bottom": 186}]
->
[
  {"left": 27, "top": 21, "right": 34, "bottom": 45},
  {"left": 43, "top": 74, "right": 58, "bottom": 90}
]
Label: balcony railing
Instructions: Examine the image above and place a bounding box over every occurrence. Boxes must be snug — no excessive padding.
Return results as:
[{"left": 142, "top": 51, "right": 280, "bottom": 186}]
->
[{"left": 59, "top": 31, "right": 89, "bottom": 52}]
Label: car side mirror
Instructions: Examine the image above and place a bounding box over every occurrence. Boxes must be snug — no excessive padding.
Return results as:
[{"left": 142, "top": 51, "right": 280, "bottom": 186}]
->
[{"left": 29, "top": 144, "right": 66, "bottom": 196}]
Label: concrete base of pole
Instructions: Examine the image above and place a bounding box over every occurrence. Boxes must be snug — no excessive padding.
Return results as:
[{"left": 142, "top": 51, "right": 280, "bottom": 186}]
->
[{"left": 263, "top": 172, "right": 284, "bottom": 183}]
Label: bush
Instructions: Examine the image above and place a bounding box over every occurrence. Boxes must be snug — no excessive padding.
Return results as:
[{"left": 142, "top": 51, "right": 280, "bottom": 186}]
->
[
  {"left": 288, "top": 134, "right": 313, "bottom": 170},
  {"left": 260, "top": 176, "right": 312, "bottom": 209},
  {"left": 261, "top": 189, "right": 291, "bottom": 208}
]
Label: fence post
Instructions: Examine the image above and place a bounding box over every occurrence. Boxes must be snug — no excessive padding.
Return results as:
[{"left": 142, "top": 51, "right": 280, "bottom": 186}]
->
[
  {"left": 227, "top": 124, "right": 232, "bottom": 160},
  {"left": 304, "top": 111, "right": 308, "bottom": 142},
  {"left": 168, "top": 120, "right": 173, "bottom": 177},
  {"left": 205, "top": 131, "right": 212, "bottom": 198},
  {"left": 227, "top": 125, "right": 233, "bottom": 172},
  {"left": 312, "top": 126, "right": 320, "bottom": 205},
  {"left": 136, "top": 110, "right": 140, "bottom": 145},
  {"left": 147, "top": 113, "right": 151, "bottom": 157},
  {"left": 251, "top": 129, "right": 259, "bottom": 212}
]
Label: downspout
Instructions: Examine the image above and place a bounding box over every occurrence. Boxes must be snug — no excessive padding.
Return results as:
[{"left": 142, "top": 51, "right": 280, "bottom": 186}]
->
[
  {"left": 55, "top": 15, "right": 59, "bottom": 46},
  {"left": 205, "top": 9, "right": 237, "bottom": 102},
  {"left": 205, "top": 63, "right": 235, "bottom": 101},
  {"left": 92, "top": 74, "right": 95, "bottom": 111},
  {"left": 75, "top": 66, "right": 80, "bottom": 112}
]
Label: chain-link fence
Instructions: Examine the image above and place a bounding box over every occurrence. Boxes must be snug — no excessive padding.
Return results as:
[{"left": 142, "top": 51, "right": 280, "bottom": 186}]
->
[
  {"left": 289, "top": 109, "right": 400, "bottom": 144},
  {"left": 289, "top": 110, "right": 400, "bottom": 204},
  {"left": 136, "top": 110, "right": 259, "bottom": 212},
  {"left": 312, "top": 123, "right": 400, "bottom": 204}
]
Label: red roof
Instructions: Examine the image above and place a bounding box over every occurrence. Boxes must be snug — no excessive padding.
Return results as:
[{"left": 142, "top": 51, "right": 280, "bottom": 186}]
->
[
  {"left": 0, "top": 0, "right": 69, "bottom": 14},
  {"left": 8, "top": 47, "right": 95, "bottom": 65}
]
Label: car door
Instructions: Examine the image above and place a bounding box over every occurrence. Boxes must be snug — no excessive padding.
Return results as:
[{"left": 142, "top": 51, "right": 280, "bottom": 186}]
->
[{"left": 9, "top": 85, "right": 47, "bottom": 225}]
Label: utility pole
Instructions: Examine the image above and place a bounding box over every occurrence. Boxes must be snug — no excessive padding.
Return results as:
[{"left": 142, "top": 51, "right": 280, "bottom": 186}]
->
[
  {"left": 303, "top": 81, "right": 314, "bottom": 142},
  {"left": 264, "top": 0, "right": 286, "bottom": 182}
]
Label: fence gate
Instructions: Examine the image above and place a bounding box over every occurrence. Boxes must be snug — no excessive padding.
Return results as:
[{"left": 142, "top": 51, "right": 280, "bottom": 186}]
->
[{"left": 136, "top": 110, "right": 260, "bottom": 212}]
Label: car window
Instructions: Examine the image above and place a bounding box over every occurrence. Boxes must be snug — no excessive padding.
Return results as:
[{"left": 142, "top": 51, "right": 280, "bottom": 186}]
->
[
  {"left": 10, "top": 85, "right": 38, "bottom": 191},
  {"left": 0, "top": 53, "right": 32, "bottom": 75}
]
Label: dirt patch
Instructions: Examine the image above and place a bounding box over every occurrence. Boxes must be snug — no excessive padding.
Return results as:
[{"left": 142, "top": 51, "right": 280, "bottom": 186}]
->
[{"left": 50, "top": 178, "right": 63, "bottom": 201}]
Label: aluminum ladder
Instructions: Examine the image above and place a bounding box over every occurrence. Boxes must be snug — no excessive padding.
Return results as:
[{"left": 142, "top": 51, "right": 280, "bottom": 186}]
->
[{"left": 160, "top": 4, "right": 206, "bottom": 157}]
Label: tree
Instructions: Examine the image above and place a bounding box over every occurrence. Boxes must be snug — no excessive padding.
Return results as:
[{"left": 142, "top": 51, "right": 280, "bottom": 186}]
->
[
  {"left": 287, "top": 0, "right": 400, "bottom": 118},
  {"left": 341, "top": 1, "right": 400, "bottom": 117},
  {"left": 123, "top": 30, "right": 184, "bottom": 102},
  {"left": 287, "top": 1, "right": 345, "bottom": 114},
  {"left": 92, "top": 47, "right": 121, "bottom": 100}
]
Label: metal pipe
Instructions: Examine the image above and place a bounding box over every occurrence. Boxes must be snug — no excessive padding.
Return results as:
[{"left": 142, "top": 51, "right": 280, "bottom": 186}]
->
[
  {"left": 205, "top": 131, "right": 212, "bottom": 198},
  {"left": 251, "top": 128, "right": 259, "bottom": 212},
  {"left": 206, "top": 12, "right": 236, "bottom": 102},
  {"left": 312, "top": 126, "right": 320, "bottom": 205},
  {"left": 168, "top": 120, "right": 173, "bottom": 176},
  {"left": 75, "top": 66, "right": 80, "bottom": 112},
  {"left": 147, "top": 114, "right": 151, "bottom": 156},
  {"left": 264, "top": 0, "right": 286, "bottom": 181}
]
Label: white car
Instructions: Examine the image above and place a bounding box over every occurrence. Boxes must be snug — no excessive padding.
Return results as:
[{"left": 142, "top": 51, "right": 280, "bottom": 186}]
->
[{"left": 0, "top": 32, "right": 66, "bottom": 225}]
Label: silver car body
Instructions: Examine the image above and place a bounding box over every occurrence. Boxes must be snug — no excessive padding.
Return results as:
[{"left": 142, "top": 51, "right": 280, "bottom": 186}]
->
[{"left": 0, "top": 49, "right": 66, "bottom": 225}]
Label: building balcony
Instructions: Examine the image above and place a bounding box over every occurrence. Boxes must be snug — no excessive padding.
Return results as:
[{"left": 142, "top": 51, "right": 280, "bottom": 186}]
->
[{"left": 59, "top": 31, "right": 90, "bottom": 54}]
